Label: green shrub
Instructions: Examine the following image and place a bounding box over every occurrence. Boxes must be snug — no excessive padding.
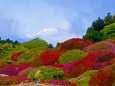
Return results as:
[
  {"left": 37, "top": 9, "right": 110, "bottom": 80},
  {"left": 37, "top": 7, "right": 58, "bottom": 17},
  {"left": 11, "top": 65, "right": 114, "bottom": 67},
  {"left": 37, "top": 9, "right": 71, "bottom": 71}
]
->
[
  {"left": 22, "top": 38, "right": 48, "bottom": 49},
  {"left": 28, "top": 66, "right": 64, "bottom": 81},
  {"left": 58, "top": 49, "right": 88, "bottom": 65},
  {"left": 69, "top": 70, "right": 98, "bottom": 86},
  {"left": 0, "top": 43, "right": 13, "bottom": 56}
]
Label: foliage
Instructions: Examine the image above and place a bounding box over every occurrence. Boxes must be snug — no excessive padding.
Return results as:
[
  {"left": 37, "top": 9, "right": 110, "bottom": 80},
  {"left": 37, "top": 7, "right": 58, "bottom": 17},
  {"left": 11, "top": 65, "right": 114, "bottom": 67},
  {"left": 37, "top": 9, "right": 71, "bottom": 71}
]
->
[
  {"left": 104, "top": 12, "right": 113, "bottom": 25},
  {"left": 0, "top": 76, "right": 31, "bottom": 85},
  {"left": 94, "top": 61, "right": 112, "bottom": 70},
  {"left": 83, "top": 41, "right": 115, "bottom": 54},
  {"left": 62, "top": 60, "right": 95, "bottom": 78},
  {"left": 83, "top": 27, "right": 104, "bottom": 42},
  {"left": 0, "top": 66, "right": 19, "bottom": 76},
  {"left": 58, "top": 49, "right": 88, "bottom": 65},
  {"left": 82, "top": 51, "right": 115, "bottom": 63},
  {"left": 0, "top": 43, "right": 13, "bottom": 56},
  {"left": 100, "top": 23, "right": 115, "bottom": 40},
  {"left": 22, "top": 38, "right": 48, "bottom": 49},
  {"left": 40, "top": 80, "right": 77, "bottom": 86},
  {"left": 28, "top": 66, "right": 64, "bottom": 81},
  {"left": 18, "top": 67, "right": 35, "bottom": 76},
  {"left": 60, "top": 38, "right": 91, "bottom": 52},
  {"left": 0, "top": 37, "right": 20, "bottom": 48},
  {"left": 69, "top": 70, "right": 98, "bottom": 86},
  {"left": 11, "top": 51, "right": 25, "bottom": 62},
  {"left": 45, "top": 64, "right": 65, "bottom": 69},
  {"left": 92, "top": 17, "right": 105, "bottom": 31},
  {"left": 31, "top": 53, "right": 60, "bottom": 67},
  {"left": 41, "top": 48, "right": 60, "bottom": 54},
  {"left": 47, "top": 43, "right": 54, "bottom": 48},
  {"left": 89, "top": 64, "right": 115, "bottom": 86}
]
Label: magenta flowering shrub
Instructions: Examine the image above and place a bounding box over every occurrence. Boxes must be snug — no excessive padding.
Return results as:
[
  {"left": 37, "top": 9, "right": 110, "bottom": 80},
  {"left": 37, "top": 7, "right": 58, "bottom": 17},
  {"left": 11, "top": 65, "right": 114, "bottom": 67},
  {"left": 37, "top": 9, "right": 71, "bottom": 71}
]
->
[
  {"left": 0, "top": 66, "right": 19, "bottom": 76},
  {"left": 40, "top": 80, "right": 77, "bottom": 86},
  {"left": 94, "top": 61, "right": 112, "bottom": 70},
  {"left": 18, "top": 65, "right": 30, "bottom": 72}
]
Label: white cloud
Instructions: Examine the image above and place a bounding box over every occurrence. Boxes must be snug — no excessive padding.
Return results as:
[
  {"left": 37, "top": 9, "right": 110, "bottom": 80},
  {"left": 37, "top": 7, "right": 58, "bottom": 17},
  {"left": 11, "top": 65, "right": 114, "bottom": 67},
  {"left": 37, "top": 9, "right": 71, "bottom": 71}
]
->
[{"left": 25, "top": 21, "right": 81, "bottom": 47}]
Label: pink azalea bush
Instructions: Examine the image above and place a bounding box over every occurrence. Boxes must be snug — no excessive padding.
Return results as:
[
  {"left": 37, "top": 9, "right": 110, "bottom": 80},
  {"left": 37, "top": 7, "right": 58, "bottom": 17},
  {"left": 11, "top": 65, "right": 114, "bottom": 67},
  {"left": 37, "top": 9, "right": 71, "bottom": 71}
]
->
[{"left": 0, "top": 66, "right": 19, "bottom": 76}]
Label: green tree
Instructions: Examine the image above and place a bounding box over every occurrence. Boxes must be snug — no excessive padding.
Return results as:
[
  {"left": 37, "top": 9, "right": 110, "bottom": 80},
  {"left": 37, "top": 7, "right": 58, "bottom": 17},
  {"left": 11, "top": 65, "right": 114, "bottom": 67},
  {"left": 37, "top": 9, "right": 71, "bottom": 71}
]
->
[
  {"left": 104, "top": 12, "right": 113, "bottom": 25},
  {"left": 92, "top": 17, "right": 105, "bottom": 31},
  {"left": 48, "top": 43, "right": 54, "bottom": 48},
  {"left": 100, "top": 23, "right": 115, "bottom": 40},
  {"left": 83, "top": 27, "right": 103, "bottom": 42},
  {"left": 112, "top": 14, "right": 115, "bottom": 23}
]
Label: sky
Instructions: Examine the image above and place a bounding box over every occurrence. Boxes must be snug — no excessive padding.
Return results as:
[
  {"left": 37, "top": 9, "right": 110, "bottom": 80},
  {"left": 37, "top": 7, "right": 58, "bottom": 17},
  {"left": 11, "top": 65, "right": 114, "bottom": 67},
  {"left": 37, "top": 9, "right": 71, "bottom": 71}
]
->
[{"left": 0, "top": 0, "right": 115, "bottom": 46}]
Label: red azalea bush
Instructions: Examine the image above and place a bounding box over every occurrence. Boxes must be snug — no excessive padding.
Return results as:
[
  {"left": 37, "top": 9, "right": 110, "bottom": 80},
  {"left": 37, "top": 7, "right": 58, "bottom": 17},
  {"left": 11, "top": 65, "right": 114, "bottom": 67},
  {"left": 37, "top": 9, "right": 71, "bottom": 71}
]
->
[
  {"left": 0, "top": 76, "right": 31, "bottom": 85},
  {"left": 89, "top": 64, "right": 115, "bottom": 86},
  {"left": 60, "top": 38, "right": 91, "bottom": 52},
  {"left": 83, "top": 41, "right": 115, "bottom": 54},
  {"left": 18, "top": 67, "right": 35, "bottom": 76},
  {"left": 0, "top": 66, "right": 19, "bottom": 76},
  {"left": 45, "top": 64, "right": 65, "bottom": 69},
  {"left": 11, "top": 51, "right": 25, "bottom": 62},
  {"left": 31, "top": 53, "right": 60, "bottom": 67},
  {"left": 18, "top": 65, "right": 30, "bottom": 72},
  {"left": 82, "top": 51, "right": 115, "bottom": 63},
  {"left": 94, "top": 61, "right": 112, "bottom": 70},
  {"left": 62, "top": 60, "right": 95, "bottom": 78},
  {"left": 40, "top": 80, "right": 77, "bottom": 86}
]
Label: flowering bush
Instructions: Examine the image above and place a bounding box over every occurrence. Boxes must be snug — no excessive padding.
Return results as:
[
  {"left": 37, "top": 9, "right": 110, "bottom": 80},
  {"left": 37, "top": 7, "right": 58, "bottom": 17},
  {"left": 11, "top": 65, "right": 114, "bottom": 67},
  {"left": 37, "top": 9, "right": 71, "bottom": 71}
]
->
[
  {"left": 11, "top": 51, "right": 25, "bottom": 62},
  {"left": 40, "top": 80, "right": 77, "bottom": 86},
  {"left": 0, "top": 76, "right": 31, "bottom": 85},
  {"left": 82, "top": 51, "right": 115, "bottom": 63},
  {"left": 69, "top": 70, "right": 98, "bottom": 86},
  {"left": 94, "top": 61, "right": 112, "bottom": 70},
  {"left": 60, "top": 38, "right": 91, "bottom": 52},
  {"left": 89, "top": 64, "right": 115, "bottom": 86},
  {"left": 83, "top": 41, "right": 115, "bottom": 54},
  {"left": 31, "top": 53, "right": 60, "bottom": 67},
  {"left": 28, "top": 66, "right": 64, "bottom": 81},
  {"left": 45, "top": 64, "right": 65, "bottom": 69},
  {"left": 18, "top": 67, "right": 35, "bottom": 76},
  {"left": 58, "top": 49, "right": 88, "bottom": 65},
  {"left": 0, "top": 66, "right": 19, "bottom": 76},
  {"left": 62, "top": 60, "right": 95, "bottom": 77}
]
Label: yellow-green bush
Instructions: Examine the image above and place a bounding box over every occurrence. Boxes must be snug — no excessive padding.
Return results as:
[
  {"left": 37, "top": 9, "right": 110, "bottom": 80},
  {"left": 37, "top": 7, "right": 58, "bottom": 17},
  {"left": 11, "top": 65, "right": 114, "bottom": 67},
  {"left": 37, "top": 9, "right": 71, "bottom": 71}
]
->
[
  {"left": 28, "top": 66, "right": 64, "bottom": 81},
  {"left": 22, "top": 38, "right": 48, "bottom": 49},
  {"left": 58, "top": 49, "right": 88, "bottom": 65},
  {"left": 69, "top": 70, "right": 98, "bottom": 86}
]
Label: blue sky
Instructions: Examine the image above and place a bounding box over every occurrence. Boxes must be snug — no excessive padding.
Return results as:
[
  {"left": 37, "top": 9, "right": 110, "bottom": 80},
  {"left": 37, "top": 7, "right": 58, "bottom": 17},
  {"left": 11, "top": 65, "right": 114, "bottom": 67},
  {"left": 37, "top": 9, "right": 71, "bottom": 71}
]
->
[{"left": 0, "top": 0, "right": 115, "bottom": 46}]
